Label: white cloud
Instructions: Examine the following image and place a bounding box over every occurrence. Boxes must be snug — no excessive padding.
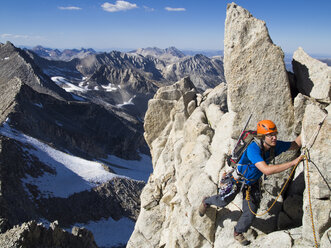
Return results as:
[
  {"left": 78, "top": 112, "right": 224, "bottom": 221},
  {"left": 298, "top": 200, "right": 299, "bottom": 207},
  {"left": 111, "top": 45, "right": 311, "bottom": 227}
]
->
[
  {"left": 1, "top": 33, "right": 28, "bottom": 39},
  {"left": 58, "top": 6, "right": 82, "bottom": 10},
  {"left": 0, "top": 33, "right": 44, "bottom": 40},
  {"left": 165, "top": 7, "right": 186, "bottom": 12},
  {"left": 102, "top": 1, "right": 138, "bottom": 12},
  {"left": 143, "top": 6, "right": 155, "bottom": 12}
]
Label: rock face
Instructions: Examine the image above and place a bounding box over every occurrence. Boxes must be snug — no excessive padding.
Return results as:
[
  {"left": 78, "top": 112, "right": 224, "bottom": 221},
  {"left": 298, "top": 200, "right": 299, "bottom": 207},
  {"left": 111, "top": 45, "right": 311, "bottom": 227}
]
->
[
  {"left": 301, "top": 104, "right": 330, "bottom": 243},
  {"left": 0, "top": 42, "right": 72, "bottom": 102},
  {"left": 224, "top": 2, "right": 297, "bottom": 233},
  {"left": 128, "top": 3, "right": 330, "bottom": 248},
  {"left": 293, "top": 47, "right": 331, "bottom": 103},
  {"left": 224, "top": 3, "right": 294, "bottom": 138}
]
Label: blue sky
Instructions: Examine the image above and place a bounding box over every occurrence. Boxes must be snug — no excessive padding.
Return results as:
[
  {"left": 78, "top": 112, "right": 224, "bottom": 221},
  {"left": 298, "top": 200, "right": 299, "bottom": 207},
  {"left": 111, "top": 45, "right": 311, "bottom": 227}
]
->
[{"left": 0, "top": 0, "right": 330, "bottom": 56}]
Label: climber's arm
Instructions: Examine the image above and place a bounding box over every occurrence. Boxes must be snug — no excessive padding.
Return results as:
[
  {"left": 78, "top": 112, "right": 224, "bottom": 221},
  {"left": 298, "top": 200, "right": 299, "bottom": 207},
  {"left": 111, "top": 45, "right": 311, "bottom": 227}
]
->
[{"left": 255, "top": 155, "right": 303, "bottom": 176}]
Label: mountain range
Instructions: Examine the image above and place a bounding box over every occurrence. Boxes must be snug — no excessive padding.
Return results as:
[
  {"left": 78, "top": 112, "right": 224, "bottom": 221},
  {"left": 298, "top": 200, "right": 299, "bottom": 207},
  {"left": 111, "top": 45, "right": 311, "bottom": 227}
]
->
[
  {"left": 28, "top": 45, "right": 97, "bottom": 61},
  {"left": 26, "top": 45, "right": 225, "bottom": 119}
]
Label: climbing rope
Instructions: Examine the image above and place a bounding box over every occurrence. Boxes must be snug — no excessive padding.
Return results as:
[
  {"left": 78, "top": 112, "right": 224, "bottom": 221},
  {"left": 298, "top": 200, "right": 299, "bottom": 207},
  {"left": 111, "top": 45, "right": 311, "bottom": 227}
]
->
[
  {"left": 230, "top": 201, "right": 243, "bottom": 213},
  {"left": 303, "top": 150, "right": 318, "bottom": 248}
]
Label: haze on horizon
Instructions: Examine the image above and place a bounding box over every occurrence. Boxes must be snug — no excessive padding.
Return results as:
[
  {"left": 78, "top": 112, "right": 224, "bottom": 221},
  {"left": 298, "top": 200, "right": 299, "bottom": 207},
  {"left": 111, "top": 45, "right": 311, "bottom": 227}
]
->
[{"left": 0, "top": 0, "right": 330, "bottom": 57}]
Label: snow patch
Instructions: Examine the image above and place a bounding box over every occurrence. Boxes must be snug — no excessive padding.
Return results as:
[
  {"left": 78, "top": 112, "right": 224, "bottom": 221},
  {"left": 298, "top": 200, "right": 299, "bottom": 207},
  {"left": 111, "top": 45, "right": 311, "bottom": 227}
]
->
[
  {"left": 101, "top": 83, "right": 118, "bottom": 92},
  {"left": 55, "top": 120, "right": 63, "bottom": 127},
  {"left": 0, "top": 119, "right": 153, "bottom": 247},
  {"left": 0, "top": 120, "right": 121, "bottom": 198},
  {"left": 116, "top": 95, "right": 136, "bottom": 107},
  {"left": 70, "top": 93, "right": 86, "bottom": 101},
  {"left": 100, "top": 152, "right": 152, "bottom": 182},
  {"left": 51, "top": 76, "right": 88, "bottom": 93},
  {"left": 66, "top": 217, "right": 135, "bottom": 248},
  {"left": 34, "top": 103, "right": 43, "bottom": 108}
]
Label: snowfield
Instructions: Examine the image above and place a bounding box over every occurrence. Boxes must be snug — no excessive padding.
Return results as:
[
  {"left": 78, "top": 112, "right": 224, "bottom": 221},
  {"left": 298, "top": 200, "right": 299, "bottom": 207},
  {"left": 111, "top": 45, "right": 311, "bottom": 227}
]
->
[
  {"left": 0, "top": 118, "right": 152, "bottom": 196},
  {"left": 0, "top": 118, "right": 153, "bottom": 247},
  {"left": 52, "top": 76, "right": 88, "bottom": 93},
  {"left": 51, "top": 76, "right": 136, "bottom": 107},
  {"left": 0, "top": 119, "right": 120, "bottom": 198}
]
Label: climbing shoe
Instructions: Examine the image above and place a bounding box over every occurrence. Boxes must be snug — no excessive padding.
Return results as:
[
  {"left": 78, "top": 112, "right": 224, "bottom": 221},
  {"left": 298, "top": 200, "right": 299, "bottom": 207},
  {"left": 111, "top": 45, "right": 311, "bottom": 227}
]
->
[
  {"left": 234, "top": 231, "right": 250, "bottom": 246},
  {"left": 198, "top": 198, "right": 208, "bottom": 217}
]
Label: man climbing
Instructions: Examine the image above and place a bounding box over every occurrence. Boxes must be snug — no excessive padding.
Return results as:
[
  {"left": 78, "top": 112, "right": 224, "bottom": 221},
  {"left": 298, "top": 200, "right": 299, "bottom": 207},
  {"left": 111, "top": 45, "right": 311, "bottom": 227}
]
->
[{"left": 198, "top": 120, "right": 302, "bottom": 246}]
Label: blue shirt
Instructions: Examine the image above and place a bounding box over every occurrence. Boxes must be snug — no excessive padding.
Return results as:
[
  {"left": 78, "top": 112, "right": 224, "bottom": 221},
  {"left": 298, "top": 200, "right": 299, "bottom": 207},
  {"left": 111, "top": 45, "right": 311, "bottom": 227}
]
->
[{"left": 237, "top": 141, "right": 291, "bottom": 185}]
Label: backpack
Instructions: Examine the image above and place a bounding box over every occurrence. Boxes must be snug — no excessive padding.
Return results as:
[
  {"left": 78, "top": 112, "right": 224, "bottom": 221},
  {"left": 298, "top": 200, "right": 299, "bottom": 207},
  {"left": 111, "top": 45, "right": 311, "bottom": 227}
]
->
[{"left": 226, "top": 130, "right": 257, "bottom": 169}]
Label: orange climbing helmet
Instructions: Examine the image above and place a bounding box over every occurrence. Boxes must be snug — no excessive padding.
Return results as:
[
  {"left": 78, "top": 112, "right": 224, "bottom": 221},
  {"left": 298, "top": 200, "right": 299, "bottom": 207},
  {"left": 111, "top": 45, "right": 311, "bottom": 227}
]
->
[{"left": 257, "top": 120, "right": 278, "bottom": 135}]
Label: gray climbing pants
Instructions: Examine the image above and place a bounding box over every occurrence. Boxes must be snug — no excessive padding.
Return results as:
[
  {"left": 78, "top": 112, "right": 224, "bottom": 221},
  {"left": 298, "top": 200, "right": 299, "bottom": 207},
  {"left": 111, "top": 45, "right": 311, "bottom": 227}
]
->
[
  {"left": 234, "top": 183, "right": 261, "bottom": 233},
  {"left": 204, "top": 182, "right": 261, "bottom": 234}
]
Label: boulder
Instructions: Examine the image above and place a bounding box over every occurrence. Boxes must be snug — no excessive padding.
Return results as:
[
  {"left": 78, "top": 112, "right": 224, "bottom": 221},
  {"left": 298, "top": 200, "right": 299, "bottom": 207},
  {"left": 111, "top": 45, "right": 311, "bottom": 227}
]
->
[
  {"left": 254, "top": 231, "right": 292, "bottom": 248},
  {"left": 144, "top": 77, "right": 196, "bottom": 148},
  {"left": 293, "top": 47, "right": 331, "bottom": 103}
]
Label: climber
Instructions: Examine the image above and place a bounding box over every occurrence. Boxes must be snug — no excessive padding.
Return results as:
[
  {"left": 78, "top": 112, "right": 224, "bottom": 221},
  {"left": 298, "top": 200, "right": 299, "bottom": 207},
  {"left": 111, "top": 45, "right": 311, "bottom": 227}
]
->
[{"left": 198, "top": 120, "right": 303, "bottom": 246}]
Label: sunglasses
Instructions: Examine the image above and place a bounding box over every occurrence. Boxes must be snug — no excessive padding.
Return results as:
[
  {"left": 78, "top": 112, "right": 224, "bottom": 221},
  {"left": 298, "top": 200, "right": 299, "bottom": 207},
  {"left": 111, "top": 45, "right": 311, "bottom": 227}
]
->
[{"left": 266, "top": 132, "right": 278, "bottom": 138}]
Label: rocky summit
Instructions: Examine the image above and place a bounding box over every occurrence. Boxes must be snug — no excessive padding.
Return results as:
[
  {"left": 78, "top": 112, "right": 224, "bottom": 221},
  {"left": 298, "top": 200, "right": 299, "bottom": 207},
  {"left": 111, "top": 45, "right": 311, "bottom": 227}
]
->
[{"left": 128, "top": 3, "right": 330, "bottom": 248}]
